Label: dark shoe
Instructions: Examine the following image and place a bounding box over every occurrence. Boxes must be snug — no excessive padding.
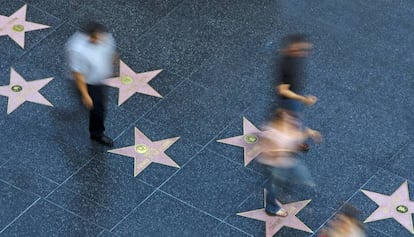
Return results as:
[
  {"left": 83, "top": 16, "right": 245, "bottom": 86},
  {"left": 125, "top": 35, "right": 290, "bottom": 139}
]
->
[
  {"left": 298, "top": 143, "right": 310, "bottom": 152},
  {"left": 265, "top": 208, "right": 288, "bottom": 217},
  {"left": 90, "top": 134, "right": 114, "bottom": 147}
]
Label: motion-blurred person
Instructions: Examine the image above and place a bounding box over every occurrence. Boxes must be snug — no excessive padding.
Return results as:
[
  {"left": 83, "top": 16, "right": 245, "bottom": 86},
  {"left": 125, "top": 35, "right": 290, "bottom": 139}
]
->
[
  {"left": 276, "top": 34, "right": 316, "bottom": 151},
  {"left": 318, "top": 205, "right": 366, "bottom": 237},
  {"left": 257, "top": 109, "right": 322, "bottom": 216},
  {"left": 66, "top": 22, "right": 116, "bottom": 147}
]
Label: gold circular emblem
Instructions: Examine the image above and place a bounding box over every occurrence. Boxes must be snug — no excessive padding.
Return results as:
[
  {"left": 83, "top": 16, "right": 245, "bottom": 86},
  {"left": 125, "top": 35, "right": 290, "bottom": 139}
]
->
[
  {"left": 396, "top": 205, "right": 408, "bottom": 213},
  {"left": 121, "top": 76, "right": 133, "bottom": 85},
  {"left": 11, "top": 85, "right": 23, "bottom": 92},
  {"left": 135, "top": 144, "right": 148, "bottom": 154},
  {"left": 12, "top": 24, "right": 25, "bottom": 32},
  {"left": 244, "top": 134, "right": 258, "bottom": 144}
]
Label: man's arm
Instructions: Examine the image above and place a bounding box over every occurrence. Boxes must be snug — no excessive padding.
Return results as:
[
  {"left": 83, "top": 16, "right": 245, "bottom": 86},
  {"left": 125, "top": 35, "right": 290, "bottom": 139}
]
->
[
  {"left": 72, "top": 72, "right": 93, "bottom": 109},
  {"left": 277, "top": 84, "right": 317, "bottom": 106},
  {"left": 304, "top": 127, "right": 322, "bottom": 143}
]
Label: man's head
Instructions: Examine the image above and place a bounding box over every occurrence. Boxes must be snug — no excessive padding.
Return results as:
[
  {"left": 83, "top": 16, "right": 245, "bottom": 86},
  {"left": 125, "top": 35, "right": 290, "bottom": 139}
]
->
[
  {"left": 282, "top": 34, "right": 313, "bottom": 57},
  {"left": 84, "top": 21, "right": 107, "bottom": 44}
]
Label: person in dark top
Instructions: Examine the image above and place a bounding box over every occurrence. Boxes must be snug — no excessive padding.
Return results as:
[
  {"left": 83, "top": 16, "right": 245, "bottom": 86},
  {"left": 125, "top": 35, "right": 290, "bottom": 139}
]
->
[
  {"left": 276, "top": 34, "right": 317, "bottom": 151},
  {"left": 277, "top": 34, "right": 316, "bottom": 112}
]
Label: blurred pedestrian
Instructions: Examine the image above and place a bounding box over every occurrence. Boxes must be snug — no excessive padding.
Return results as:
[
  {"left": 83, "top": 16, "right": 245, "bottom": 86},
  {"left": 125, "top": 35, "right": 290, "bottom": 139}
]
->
[
  {"left": 318, "top": 205, "right": 366, "bottom": 237},
  {"left": 275, "top": 33, "right": 316, "bottom": 151},
  {"left": 66, "top": 21, "right": 116, "bottom": 147},
  {"left": 257, "top": 109, "right": 322, "bottom": 216}
]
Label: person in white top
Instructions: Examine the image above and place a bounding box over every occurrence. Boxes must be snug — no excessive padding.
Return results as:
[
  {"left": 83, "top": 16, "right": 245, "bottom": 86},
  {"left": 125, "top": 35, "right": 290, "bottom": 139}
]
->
[
  {"left": 257, "top": 109, "right": 322, "bottom": 216},
  {"left": 318, "top": 205, "right": 366, "bottom": 237},
  {"left": 66, "top": 22, "right": 117, "bottom": 147}
]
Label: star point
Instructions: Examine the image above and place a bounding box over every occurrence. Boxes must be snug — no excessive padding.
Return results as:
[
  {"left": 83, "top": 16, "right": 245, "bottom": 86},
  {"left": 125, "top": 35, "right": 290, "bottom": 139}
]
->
[
  {"left": 217, "top": 117, "right": 263, "bottom": 166},
  {"left": 238, "top": 197, "right": 313, "bottom": 236},
  {"left": 0, "top": 4, "right": 50, "bottom": 48},
  {"left": 0, "top": 67, "right": 53, "bottom": 114},
  {"left": 108, "top": 127, "right": 180, "bottom": 177},
  {"left": 103, "top": 60, "right": 163, "bottom": 106},
  {"left": 361, "top": 180, "right": 414, "bottom": 234}
]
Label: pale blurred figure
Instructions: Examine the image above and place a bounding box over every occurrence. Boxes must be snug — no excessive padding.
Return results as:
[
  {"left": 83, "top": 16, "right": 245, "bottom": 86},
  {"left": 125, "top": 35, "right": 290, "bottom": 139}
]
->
[
  {"left": 318, "top": 205, "right": 366, "bottom": 237},
  {"left": 257, "top": 109, "right": 321, "bottom": 216},
  {"left": 66, "top": 21, "right": 117, "bottom": 147}
]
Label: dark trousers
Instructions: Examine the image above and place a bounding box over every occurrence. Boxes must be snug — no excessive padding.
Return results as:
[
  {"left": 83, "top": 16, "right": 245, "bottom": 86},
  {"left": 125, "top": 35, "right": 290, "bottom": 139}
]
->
[{"left": 87, "top": 84, "right": 106, "bottom": 137}]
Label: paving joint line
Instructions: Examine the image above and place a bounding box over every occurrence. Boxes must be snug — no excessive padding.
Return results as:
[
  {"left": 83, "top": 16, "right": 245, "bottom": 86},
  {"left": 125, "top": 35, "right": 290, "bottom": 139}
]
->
[
  {"left": 44, "top": 198, "right": 109, "bottom": 231},
  {"left": 109, "top": 188, "right": 158, "bottom": 232},
  {"left": 114, "top": 77, "right": 188, "bottom": 141},
  {"left": 158, "top": 189, "right": 254, "bottom": 237},
  {"left": 312, "top": 174, "right": 376, "bottom": 235},
  {"left": 15, "top": 20, "right": 67, "bottom": 62},
  {"left": 44, "top": 157, "right": 95, "bottom": 199},
  {"left": 0, "top": 197, "right": 40, "bottom": 234}
]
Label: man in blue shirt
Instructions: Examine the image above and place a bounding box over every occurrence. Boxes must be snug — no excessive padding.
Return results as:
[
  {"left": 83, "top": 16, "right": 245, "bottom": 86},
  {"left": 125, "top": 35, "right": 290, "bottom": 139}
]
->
[{"left": 66, "top": 22, "right": 116, "bottom": 147}]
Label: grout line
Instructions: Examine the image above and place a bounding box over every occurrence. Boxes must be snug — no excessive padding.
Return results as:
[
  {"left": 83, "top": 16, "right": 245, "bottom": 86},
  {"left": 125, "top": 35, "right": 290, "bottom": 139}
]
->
[
  {"left": 154, "top": 129, "right": 224, "bottom": 191},
  {"left": 15, "top": 21, "right": 67, "bottom": 62},
  {"left": 0, "top": 177, "right": 50, "bottom": 200},
  {"left": 97, "top": 229, "right": 121, "bottom": 237},
  {"left": 374, "top": 167, "right": 414, "bottom": 188},
  {"left": 109, "top": 133, "right": 211, "bottom": 232},
  {"left": 0, "top": 197, "right": 41, "bottom": 233},
  {"left": 27, "top": 2, "right": 64, "bottom": 22},
  {"left": 97, "top": 230, "right": 106, "bottom": 236},
  {"left": 0, "top": 161, "right": 62, "bottom": 187},
  {"left": 114, "top": 78, "right": 188, "bottom": 141},
  {"left": 204, "top": 147, "right": 266, "bottom": 178},
  {"left": 0, "top": 158, "right": 11, "bottom": 168},
  {"left": 0, "top": 178, "right": 41, "bottom": 199},
  {"left": 158, "top": 189, "right": 254, "bottom": 237},
  {"left": 369, "top": 228, "right": 393, "bottom": 237},
  {"left": 217, "top": 177, "right": 271, "bottom": 230},
  {"left": 311, "top": 174, "right": 376, "bottom": 235},
  {"left": 213, "top": 191, "right": 256, "bottom": 232},
  {"left": 108, "top": 188, "right": 158, "bottom": 232},
  {"left": 46, "top": 186, "right": 117, "bottom": 215},
  {"left": 43, "top": 198, "right": 109, "bottom": 231},
  {"left": 44, "top": 157, "right": 95, "bottom": 199},
  {"left": 380, "top": 140, "right": 411, "bottom": 168},
  {"left": 159, "top": 189, "right": 226, "bottom": 223},
  {"left": 115, "top": 0, "right": 187, "bottom": 52}
]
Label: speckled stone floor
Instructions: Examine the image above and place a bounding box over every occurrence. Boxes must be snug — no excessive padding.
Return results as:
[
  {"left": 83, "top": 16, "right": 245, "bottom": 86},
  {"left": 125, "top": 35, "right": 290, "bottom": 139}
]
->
[{"left": 1, "top": 0, "right": 414, "bottom": 236}]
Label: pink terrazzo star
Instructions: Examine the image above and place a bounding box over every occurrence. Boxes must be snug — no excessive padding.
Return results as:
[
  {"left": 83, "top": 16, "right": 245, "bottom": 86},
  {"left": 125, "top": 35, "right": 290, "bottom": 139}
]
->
[
  {"left": 217, "top": 117, "right": 264, "bottom": 166},
  {"left": 238, "top": 195, "right": 313, "bottom": 236},
  {"left": 103, "top": 60, "right": 163, "bottom": 106},
  {"left": 0, "top": 68, "right": 53, "bottom": 114},
  {"left": 0, "top": 4, "right": 50, "bottom": 48},
  {"left": 108, "top": 127, "right": 180, "bottom": 177},
  {"left": 361, "top": 180, "right": 414, "bottom": 234}
]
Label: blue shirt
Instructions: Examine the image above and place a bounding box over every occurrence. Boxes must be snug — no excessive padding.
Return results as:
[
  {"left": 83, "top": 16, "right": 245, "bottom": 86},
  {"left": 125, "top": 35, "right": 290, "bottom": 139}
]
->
[{"left": 66, "top": 32, "right": 116, "bottom": 85}]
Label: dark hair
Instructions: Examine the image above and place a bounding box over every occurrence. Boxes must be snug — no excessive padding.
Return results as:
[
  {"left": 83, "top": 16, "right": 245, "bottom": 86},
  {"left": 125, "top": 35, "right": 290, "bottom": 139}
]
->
[
  {"left": 83, "top": 21, "right": 107, "bottom": 36},
  {"left": 282, "top": 33, "right": 308, "bottom": 48},
  {"left": 270, "top": 108, "right": 299, "bottom": 121},
  {"left": 339, "top": 204, "right": 361, "bottom": 220},
  {"left": 338, "top": 204, "right": 365, "bottom": 229}
]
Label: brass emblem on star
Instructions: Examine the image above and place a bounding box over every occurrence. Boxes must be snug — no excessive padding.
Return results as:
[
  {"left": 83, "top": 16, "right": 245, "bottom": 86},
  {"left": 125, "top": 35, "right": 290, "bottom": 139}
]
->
[
  {"left": 121, "top": 76, "right": 133, "bottom": 85},
  {"left": 11, "top": 85, "right": 22, "bottom": 92},
  {"left": 396, "top": 205, "right": 408, "bottom": 214},
  {"left": 244, "top": 134, "right": 258, "bottom": 144},
  {"left": 135, "top": 144, "right": 149, "bottom": 154},
  {"left": 12, "top": 24, "right": 24, "bottom": 32}
]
